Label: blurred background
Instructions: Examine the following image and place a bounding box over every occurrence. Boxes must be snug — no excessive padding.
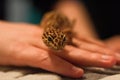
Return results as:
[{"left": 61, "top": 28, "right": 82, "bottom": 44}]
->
[{"left": 0, "top": 0, "right": 120, "bottom": 39}]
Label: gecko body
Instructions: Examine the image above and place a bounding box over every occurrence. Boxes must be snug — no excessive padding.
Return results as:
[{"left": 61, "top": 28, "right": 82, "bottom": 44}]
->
[{"left": 41, "top": 11, "right": 73, "bottom": 50}]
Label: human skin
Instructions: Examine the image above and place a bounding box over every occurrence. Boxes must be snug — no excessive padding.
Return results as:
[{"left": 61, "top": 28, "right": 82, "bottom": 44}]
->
[
  {"left": 105, "top": 36, "right": 120, "bottom": 64},
  {"left": 0, "top": 21, "right": 116, "bottom": 78},
  {"left": 55, "top": 1, "right": 120, "bottom": 64},
  {"left": 0, "top": 0, "right": 119, "bottom": 78}
]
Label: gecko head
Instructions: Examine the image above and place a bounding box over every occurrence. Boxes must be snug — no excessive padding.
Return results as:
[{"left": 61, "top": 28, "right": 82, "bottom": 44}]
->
[{"left": 42, "top": 28, "right": 67, "bottom": 50}]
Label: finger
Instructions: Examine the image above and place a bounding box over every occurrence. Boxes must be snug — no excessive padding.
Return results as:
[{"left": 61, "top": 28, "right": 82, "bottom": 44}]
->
[
  {"left": 12, "top": 46, "right": 83, "bottom": 78},
  {"left": 104, "top": 37, "right": 120, "bottom": 64},
  {"left": 56, "top": 46, "right": 116, "bottom": 68},
  {"left": 76, "top": 36, "right": 105, "bottom": 47},
  {"left": 73, "top": 38, "right": 116, "bottom": 56},
  {"left": 115, "top": 53, "right": 120, "bottom": 65}
]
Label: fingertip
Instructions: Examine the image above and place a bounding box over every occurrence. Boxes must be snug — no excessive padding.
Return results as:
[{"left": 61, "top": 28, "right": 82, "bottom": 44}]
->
[
  {"left": 115, "top": 53, "right": 120, "bottom": 65},
  {"left": 100, "top": 55, "right": 116, "bottom": 68},
  {"left": 105, "top": 57, "right": 116, "bottom": 68},
  {"left": 73, "top": 67, "right": 84, "bottom": 78},
  {"left": 67, "top": 67, "right": 84, "bottom": 78}
]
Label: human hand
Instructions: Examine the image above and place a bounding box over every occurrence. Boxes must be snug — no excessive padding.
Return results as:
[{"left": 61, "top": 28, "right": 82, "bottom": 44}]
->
[
  {"left": 105, "top": 35, "right": 120, "bottom": 64},
  {"left": 0, "top": 21, "right": 116, "bottom": 78}
]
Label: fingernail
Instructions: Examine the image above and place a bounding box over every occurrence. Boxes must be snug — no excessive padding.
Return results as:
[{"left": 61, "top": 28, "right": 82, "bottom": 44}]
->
[
  {"left": 115, "top": 53, "right": 120, "bottom": 57},
  {"left": 101, "top": 55, "right": 116, "bottom": 68},
  {"left": 101, "top": 55, "right": 113, "bottom": 60},
  {"left": 115, "top": 53, "right": 120, "bottom": 60},
  {"left": 101, "top": 55, "right": 116, "bottom": 64}
]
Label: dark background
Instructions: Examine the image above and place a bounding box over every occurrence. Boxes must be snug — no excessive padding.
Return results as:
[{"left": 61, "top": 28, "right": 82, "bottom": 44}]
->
[
  {"left": 0, "top": 0, "right": 5, "bottom": 20},
  {"left": 0, "top": 0, "right": 120, "bottom": 39},
  {"left": 83, "top": 0, "right": 120, "bottom": 39}
]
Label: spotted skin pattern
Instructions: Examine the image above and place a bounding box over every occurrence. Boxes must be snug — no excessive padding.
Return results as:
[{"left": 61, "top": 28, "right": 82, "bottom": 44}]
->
[{"left": 41, "top": 11, "right": 73, "bottom": 50}]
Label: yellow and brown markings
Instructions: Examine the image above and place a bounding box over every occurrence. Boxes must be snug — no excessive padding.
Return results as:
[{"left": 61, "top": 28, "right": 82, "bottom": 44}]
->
[{"left": 40, "top": 11, "right": 74, "bottom": 50}]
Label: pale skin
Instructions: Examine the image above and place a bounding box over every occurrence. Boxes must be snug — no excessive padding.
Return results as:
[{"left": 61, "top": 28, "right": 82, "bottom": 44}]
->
[
  {"left": 0, "top": 1, "right": 120, "bottom": 78},
  {"left": 105, "top": 36, "right": 120, "bottom": 64},
  {"left": 55, "top": 1, "right": 120, "bottom": 64}
]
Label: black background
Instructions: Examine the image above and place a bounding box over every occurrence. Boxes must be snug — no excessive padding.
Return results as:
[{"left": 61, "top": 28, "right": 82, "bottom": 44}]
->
[{"left": 0, "top": 0, "right": 120, "bottom": 39}]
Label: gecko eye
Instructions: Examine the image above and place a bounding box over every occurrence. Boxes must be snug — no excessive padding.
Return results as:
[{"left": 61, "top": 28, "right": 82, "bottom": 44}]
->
[{"left": 48, "top": 37, "right": 53, "bottom": 42}]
